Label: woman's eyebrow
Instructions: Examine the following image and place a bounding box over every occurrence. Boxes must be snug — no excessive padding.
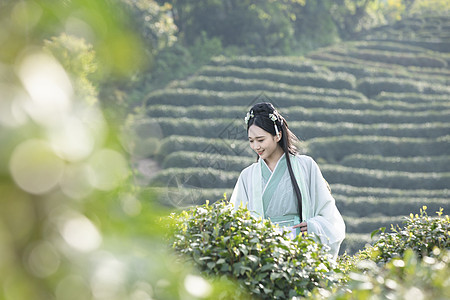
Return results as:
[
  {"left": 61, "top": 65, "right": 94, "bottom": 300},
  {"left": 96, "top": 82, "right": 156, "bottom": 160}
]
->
[{"left": 248, "top": 136, "right": 265, "bottom": 139}]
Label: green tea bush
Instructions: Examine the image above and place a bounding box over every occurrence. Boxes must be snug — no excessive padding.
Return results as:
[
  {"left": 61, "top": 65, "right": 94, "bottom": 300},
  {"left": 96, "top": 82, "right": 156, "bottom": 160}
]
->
[
  {"left": 145, "top": 89, "right": 450, "bottom": 112},
  {"left": 209, "top": 56, "right": 329, "bottom": 74},
  {"left": 171, "top": 78, "right": 365, "bottom": 100},
  {"left": 162, "top": 151, "right": 254, "bottom": 172},
  {"left": 335, "top": 48, "right": 448, "bottom": 68},
  {"left": 145, "top": 88, "right": 367, "bottom": 109},
  {"left": 330, "top": 249, "right": 450, "bottom": 300},
  {"left": 335, "top": 196, "right": 449, "bottom": 219},
  {"left": 156, "top": 135, "right": 253, "bottom": 162},
  {"left": 369, "top": 207, "right": 450, "bottom": 263},
  {"left": 344, "top": 216, "right": 404, "bottom": 234},
  {"left": 166, "top": 151, "right": 450, "bottom": 177},
  {"left": 357, "top": 77, "right": 450, "bottom": 98},
  {"left": 150, "top": 168, "right": 238, "bottom": 189},
  {"left": 341, "top": 154, "right": 450, "bottom": 173},
  {"left": 407, "top": 65, "right": 450, "bottom": 77},
  {"left": 311, "top": 48, "right": 450, "bottom": 77},
  {"left": 330, "top": 207, "right": 450, "bottom": 299},
  {"left": 379, "top": 99, "right": 450, "bottom": 112},
  {"left": 147, "top": 104, "right": 450, "bottom": 124},
  {"left": 351, "top": 40, "right": 428, "bottom": 54},
  {"left": 309, "top": 59, "right": 449, "bottom": 86},
  {"left": 396, "top": 39, "right": 450, "bottom": 53},
  {"left": 290, "top": 121, "right": 450, "bottom": 139},
  {"left": 173, "top": 76, "right": 363, "bottom": 98},
  {"left": 198, "top": 65, "right": 356, "bottom": 90},
  {"left": 169, "top": 200, "right": 339, "bottom": 299},
  {"left": 310, "top": 59, "right": 412, "bottom": 81},
  {"left": 375, "top": 91, "right": 450, "bottom": 103},
  {"left": 321, "top": 164, "right": 450, "bottom": 190},
  {"left": 338, "top": 233, "right": 371, "bottom": 253},
  {"left": 309, "top": 52, "right": 394, "bottom": 69},
  {"left": 147, "top": 187, "right": 233, "bottom": 208},
  {"left": 308, "top": 135, "right": 450, "bottom": 162},
  {"left": 302, "top": 106, "right": 449, "bottom": 125},
  {"left": 153, "top": 117, "right": 242, "bottom": 139},
  {"left": 331, "top": 184, "right": 449, "bottom": 199},
  {"left": 152, "top": 117, "right": 450, "bottom": 140}
]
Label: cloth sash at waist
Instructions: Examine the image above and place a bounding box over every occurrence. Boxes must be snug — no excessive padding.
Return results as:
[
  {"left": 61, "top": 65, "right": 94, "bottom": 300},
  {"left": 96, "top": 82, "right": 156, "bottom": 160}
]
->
[{"left": 268, "top": 214, "right": 301, "bottom": 236}]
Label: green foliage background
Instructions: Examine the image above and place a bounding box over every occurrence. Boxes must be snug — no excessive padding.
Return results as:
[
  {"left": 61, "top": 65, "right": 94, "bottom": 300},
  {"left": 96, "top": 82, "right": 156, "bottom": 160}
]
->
[
  {"left": 170, "top": 201, "right": 450, "bottom": 299},
  {"left": 170, "top": 200, "right": 340, "bottom": 299},
  {"left": 0, "top": 0, "right": 239, "bottom": 299}
]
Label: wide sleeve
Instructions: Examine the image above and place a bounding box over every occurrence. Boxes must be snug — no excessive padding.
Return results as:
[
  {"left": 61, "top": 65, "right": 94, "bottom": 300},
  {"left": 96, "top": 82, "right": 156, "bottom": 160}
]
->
[
  {"left": 229, "top": 171, "right": 249, "bottom": 210},
  {"left": 305, "top": 158, "right": 346, "bottom": 259}
]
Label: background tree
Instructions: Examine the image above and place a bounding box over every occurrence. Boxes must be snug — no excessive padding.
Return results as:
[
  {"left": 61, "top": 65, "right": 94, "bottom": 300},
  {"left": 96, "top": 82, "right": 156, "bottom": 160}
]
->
[
  {"left": 289, "top": 0, "right": 340, "bottom": 52},
  {"left": 43, "top": 33, "right": 99, "bottom": 105},
  {"left": 156, "top": 0, "right": 297, "bottom": 55},
  {"left": 380, "top": 0, "right": 450, "bottom": 22},
  {"left": 121, "top": 0, "right": 178, "bottom": 55},
  {"left": 329, "top": 0, "right": 380, "bottom": 39}
]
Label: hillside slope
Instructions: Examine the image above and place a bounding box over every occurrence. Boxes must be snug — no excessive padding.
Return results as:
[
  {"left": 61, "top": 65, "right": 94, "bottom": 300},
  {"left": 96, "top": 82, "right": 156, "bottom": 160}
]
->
[{"left": 143, "top": 14, "right": 450, "bottom": 254}]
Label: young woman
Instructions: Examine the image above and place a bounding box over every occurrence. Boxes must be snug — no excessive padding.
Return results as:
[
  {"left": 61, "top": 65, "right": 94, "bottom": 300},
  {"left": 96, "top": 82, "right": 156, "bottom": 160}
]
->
[{"left": 230, "top": 102, "right": 345, "bottom": 258}]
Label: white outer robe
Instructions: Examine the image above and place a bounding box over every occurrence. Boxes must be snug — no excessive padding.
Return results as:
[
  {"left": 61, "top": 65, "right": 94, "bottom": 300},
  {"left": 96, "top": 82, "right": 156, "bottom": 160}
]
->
[{"left": 230, "top": 154, "right": 346, "bottom": 258}]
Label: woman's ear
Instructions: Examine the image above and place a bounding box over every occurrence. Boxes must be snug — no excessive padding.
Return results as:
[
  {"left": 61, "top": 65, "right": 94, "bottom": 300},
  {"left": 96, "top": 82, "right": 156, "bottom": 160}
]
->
[{"left": 276, "top": 132, "right": 282, "bottom": 142}]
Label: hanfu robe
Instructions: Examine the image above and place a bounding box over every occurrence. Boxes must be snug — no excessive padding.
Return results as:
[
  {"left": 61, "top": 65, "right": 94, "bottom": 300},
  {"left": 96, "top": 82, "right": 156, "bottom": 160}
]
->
[{"left": 230, "top": 153, "right": 345, "bottom": 258}]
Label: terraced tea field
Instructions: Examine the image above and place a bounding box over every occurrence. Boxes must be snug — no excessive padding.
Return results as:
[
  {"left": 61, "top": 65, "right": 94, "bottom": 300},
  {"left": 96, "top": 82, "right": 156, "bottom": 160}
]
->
[{"left": 143, "top": 15, "right": 450, "bottom": 254}]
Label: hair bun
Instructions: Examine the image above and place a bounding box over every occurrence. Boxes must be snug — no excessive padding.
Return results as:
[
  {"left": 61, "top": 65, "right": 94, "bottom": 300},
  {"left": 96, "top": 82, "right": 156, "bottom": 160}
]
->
[{"left": 251, "top": 102, "right": 275, "bottom": 115}]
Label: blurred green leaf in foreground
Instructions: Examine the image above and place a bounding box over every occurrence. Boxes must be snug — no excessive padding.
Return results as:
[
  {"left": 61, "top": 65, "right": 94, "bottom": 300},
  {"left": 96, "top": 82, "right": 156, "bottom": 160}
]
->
[{"left": 0, "top": 1, "right": 240, "bottom": 299}]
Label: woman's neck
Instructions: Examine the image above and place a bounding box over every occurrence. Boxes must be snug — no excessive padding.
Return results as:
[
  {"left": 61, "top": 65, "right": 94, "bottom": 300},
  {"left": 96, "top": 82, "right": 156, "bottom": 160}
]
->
[{"left": 264, "top": 147, "right": 285, "bottom": 172}]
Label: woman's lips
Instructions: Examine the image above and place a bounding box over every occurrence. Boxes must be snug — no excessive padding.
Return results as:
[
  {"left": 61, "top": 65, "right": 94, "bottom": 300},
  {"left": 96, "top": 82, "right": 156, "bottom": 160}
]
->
[{"left": 257, "top": 150, "right": 264, "bottom": 155}]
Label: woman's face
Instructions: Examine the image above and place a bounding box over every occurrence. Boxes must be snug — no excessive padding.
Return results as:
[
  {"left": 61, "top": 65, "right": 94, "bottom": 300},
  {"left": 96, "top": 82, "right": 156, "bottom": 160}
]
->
[{"left": 248, "top": 124, "right": 282, "bottom": 162}]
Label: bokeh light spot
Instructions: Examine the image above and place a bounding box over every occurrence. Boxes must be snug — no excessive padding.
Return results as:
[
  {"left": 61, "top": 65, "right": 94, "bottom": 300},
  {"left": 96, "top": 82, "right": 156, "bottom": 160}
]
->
[
  {"left": 90, "top": 254, "right": 126, "bottom": 299},
  {"left": 17, "top": 51, "right": 73, "bottom": 126},
  {"left": 87, "top": 149, "right": 128, "bottom": 191},
  {"left": 60, "top": 215, "right": 101, "bottom": 252},
  {"left": 59, "top": 163, "right": 93, "bottom": 199},
  {"left": 184, "top": 274, "right": 212, "bottom": 298},
  {"left": 11, "top": 1, "right": 43, "bottom": 33},
  {"left": 48, "top": 115, "right": 95, "bottom": 161},
  {"left": 9, "top": 139, "right": 64, "bottom": 194},
  {"left": 65, "top": 16, "right": 96, "bottom": 44},
  {"left": 27, "top": 241, "right": 60, "bottom": 278},
  {"left": 120, "top": 195, "right": 142, "bottom": 216},
  {"left": 0, "top": 84, "right": 29, "bottom": 127},
  {"left": 131, "top": 282, "right": 154, "bottom": 300}
]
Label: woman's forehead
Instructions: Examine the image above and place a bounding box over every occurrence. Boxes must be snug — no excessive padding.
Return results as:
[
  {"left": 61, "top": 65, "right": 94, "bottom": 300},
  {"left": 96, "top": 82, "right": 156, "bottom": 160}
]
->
[{"left": 248, "top": 125, "right": 270, "bottom": 138}]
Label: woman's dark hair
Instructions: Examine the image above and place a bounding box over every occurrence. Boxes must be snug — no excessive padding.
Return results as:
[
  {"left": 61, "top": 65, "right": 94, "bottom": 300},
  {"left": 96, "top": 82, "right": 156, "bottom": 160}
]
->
[{"left": 246, "top": 102, "right": 303, "bottom": 221}]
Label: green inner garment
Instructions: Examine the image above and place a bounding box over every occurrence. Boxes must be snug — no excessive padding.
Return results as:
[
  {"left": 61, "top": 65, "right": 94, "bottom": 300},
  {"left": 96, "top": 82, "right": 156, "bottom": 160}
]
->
[{"left": 260, "top": 154, "right": 301, "bottom": 235}]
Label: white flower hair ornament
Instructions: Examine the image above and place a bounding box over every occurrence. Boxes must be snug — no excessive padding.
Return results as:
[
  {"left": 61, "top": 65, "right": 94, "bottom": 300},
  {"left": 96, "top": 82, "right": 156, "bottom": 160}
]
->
[
  {"left": 269, "top": 113, "right": 277, "bottom": 122},
  {"left": 269, "top": 113, "right": 280, "bottom": 137},
  {"left": 244, "top": 110, "right": 254, "bottom": 125}
]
